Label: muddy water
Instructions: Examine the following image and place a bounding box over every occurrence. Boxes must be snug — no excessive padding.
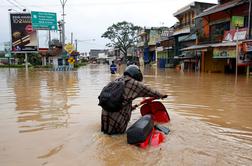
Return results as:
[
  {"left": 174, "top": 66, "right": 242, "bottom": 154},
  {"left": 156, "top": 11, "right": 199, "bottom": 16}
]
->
[{"left": 0, "top": 65, "right": 251, "bottom": 166}]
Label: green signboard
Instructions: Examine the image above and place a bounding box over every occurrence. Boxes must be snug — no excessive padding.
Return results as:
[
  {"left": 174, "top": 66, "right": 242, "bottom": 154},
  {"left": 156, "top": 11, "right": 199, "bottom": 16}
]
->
[
  {"left": 231, "top": 16, "right": 244, "bottom": 28},
  {"left": 31, "top": 11, "right": 58, "bottom": 30},
  {"left": 213, "top": 47, "right": 236, "bottom": 59}
]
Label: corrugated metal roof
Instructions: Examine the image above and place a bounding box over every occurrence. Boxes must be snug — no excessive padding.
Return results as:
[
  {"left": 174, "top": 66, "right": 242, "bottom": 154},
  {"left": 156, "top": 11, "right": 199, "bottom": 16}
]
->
[
  {"left": 180, "top": 41, "right": 237, "bottom": 51},
  {"left": 180, "top": 44, "right": 211, "bottom": 51},
  {"left": 195, "top": 0, "right": 245, "bottom": 18}
]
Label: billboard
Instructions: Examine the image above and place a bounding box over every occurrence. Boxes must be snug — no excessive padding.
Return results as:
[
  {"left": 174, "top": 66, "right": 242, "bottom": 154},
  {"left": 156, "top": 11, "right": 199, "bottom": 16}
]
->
[
  {"left": 10, "top": 13, "right": 38, "bottom": 52},
  {"left": 31, "top": 11, "right": 58, "bottom": 30}
]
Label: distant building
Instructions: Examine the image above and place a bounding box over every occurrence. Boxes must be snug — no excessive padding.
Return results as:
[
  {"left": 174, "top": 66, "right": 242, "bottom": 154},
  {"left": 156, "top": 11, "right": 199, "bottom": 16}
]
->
[
  {"left": 89, "top": 49, "right": 108, "bottom": 59},
  {"left": 172, "top": 1, "right": 216, "bottom": 70},
  {"left": 137, "top": 27, "right": 164, "bottom": 65},
  {"left": 182, "top": 0, "right": 252, "bottom": 74}
]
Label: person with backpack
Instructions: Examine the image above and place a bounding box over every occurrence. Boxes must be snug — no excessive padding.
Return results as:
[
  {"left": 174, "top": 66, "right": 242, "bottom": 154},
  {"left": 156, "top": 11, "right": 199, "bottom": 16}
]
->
[{"left": 99, "top": 65, "right": 167, "bottom": 135}]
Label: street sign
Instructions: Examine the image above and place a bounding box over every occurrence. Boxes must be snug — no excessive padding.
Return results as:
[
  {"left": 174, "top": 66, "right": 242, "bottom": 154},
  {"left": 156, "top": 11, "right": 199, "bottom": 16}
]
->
[
  {"left": 31, "top": 11, "right": 58, "bottom": 30},
  {"left": 64, "top": 43, "right": 75, "bottom": 54},
  {"left": 68, "top": 57, "right": 75, "bottom": 65},
  {"left": 4, "top": 42, "right": 11, "bottom": 58}
]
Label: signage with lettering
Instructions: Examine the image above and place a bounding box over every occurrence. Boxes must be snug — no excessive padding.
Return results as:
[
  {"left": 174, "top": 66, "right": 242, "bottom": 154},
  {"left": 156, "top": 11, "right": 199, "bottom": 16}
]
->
[
  {"left": 10, "top": 13, "right": 38, "bottom": 52},
  {"left": 223, "top": 28, "right": 247, "bottom": 42},
  {"left": 31, "top": 11, "right": 58, "bottom": 30},
  {"left": 213, "top": 47, "right": 236, "bottom": 58}
]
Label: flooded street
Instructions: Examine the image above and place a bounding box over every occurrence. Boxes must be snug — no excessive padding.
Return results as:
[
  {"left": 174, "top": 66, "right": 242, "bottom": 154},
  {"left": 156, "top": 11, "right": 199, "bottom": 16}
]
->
[{"left": 0, "top": 64, "right": 252, "bottom": 166}]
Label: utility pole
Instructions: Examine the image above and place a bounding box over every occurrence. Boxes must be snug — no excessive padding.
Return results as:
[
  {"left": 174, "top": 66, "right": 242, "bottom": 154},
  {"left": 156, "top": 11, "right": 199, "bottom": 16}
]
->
[
  {"left": 60, "top": 0, "right": 67, "bottom": 46},
  {"left": 235, "top": 25, "right": 239, "bottom": 82},
  {"left": 71, "top": 32, "right": 73, "bottom": 44},
  {"left": 75, "top": 39, "right": 77, "bottom": 51}
]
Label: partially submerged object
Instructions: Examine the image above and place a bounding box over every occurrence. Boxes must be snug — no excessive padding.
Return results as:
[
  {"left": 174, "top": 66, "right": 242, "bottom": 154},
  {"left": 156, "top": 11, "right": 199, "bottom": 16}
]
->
[
  {"left": 127, "top": 115, "right": 154, "bottom": 144},
  {"left": 140, "top": 98, "right": 170, "bottom": 123},
  {"left": 127, "top": 98, "right": 170, "bottom": 148}
]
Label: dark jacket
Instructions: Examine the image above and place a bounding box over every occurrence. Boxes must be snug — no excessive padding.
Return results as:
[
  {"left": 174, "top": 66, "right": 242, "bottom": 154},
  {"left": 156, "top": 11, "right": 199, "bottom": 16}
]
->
[{"left": 101, "top": 76, "right": 164, "bottom": 135}]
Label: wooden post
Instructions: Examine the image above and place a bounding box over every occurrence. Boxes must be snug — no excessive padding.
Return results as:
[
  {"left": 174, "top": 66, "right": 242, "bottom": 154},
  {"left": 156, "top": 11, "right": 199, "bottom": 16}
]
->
[{"left": 201, "top": 51, "right": 205, "bottom": 72}]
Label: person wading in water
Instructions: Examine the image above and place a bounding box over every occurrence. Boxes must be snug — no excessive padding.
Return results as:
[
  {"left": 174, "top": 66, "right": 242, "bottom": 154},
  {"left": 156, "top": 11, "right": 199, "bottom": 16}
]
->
[{"left": 100, "top": 65, "right": 167, "bottom": 135}]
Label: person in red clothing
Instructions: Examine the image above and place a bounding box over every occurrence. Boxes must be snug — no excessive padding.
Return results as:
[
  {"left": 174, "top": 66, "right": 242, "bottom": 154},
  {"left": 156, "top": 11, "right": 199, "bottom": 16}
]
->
[{"left": 101, "top": 65, "right": 167, "bottom": 135}]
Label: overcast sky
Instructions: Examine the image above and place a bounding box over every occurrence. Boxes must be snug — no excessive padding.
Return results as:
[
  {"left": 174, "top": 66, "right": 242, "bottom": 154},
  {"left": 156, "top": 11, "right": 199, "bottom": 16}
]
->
[{"left": 0, "top": 0, "right": 217, "bottom": 53}]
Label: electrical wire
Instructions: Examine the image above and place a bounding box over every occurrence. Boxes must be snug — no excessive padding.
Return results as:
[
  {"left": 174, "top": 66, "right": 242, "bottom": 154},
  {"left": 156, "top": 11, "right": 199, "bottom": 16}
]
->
[
  {"left": 5, "top": 0, "right": 23, "bottom": 11},
  {"left": 11, "top": 0, "right": 29, "bottom": 11}
]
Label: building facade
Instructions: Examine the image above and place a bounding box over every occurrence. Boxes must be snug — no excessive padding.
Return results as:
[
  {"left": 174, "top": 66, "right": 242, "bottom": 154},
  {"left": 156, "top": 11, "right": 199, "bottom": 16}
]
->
[{"left": 182, "top": 0, "right": 252, "bottom": 74}]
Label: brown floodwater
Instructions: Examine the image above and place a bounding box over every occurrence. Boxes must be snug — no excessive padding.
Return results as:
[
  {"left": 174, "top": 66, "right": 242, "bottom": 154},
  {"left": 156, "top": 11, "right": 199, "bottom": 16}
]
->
[{"left": 0, "top": 64, "right": 251, "bottom": 166}]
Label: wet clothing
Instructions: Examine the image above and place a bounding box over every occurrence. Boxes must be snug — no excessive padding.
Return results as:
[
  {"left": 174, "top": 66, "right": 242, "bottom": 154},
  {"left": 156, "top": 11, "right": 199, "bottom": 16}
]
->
[
  {"left": 101, "top": 76, "right": 164, "bottom": 135},
  {"left": 110, "top": 64, "right": 117, "bottom": 74}
]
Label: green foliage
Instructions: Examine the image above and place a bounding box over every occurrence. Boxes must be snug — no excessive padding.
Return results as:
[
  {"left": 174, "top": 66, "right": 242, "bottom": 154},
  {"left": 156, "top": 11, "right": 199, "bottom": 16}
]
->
[
  {"left": 74, "top": 62, "right": 87, "bottom": 68},
  {"left": 13, "top": 53, "right": 42, "bottom": 65},
  {"left": 101, "top": 21, "right": 141, "bottom": 57}
]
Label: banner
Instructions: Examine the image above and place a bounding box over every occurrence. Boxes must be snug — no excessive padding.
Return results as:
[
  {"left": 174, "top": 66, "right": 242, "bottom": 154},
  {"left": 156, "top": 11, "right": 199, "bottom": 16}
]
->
[{"left": 10, "top": 13, "right": 38, "bottom": 52}]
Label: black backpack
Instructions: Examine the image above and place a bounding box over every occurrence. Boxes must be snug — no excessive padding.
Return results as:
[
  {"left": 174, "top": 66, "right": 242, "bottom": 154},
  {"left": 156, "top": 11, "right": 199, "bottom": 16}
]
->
[{"left": 98, "top": 79, "right": 125, "bottom": 112}]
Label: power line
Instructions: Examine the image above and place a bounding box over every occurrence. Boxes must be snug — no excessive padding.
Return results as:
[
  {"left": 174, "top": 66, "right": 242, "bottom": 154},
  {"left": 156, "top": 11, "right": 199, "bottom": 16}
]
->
[
  {"left": 5, "top": 0, "right": 23, "bottom": 11},
  {"left": 12, "top": 0, "right": 29, "bottom": 11}
]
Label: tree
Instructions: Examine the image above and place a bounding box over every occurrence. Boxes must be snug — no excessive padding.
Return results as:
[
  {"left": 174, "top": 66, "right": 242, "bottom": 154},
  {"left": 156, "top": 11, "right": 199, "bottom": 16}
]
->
[{"left": 101, "top": 21, "right": 141, "bottom": 61}]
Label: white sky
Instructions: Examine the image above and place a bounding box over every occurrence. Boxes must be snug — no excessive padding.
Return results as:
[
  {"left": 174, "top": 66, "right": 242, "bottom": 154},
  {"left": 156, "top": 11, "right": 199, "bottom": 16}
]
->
[{"left": 0, "top": 0, "right": 217, "bottom": 53}]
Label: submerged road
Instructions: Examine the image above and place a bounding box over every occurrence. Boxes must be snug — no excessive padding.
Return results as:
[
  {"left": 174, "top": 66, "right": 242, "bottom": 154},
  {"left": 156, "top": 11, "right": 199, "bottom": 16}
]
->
[{"left": 0, "top": 64, "right": 251, "bottom": 166}]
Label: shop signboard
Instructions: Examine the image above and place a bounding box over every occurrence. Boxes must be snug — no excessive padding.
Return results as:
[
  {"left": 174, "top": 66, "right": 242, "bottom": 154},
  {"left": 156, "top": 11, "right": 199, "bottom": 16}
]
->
[
  {"left": 231, "top": 16, "right": 244, "bottom": 28},
  {"left": 10, "top": 13, "right": 38, "bottom": 52},
  {"left": 239, "top": 41, "right": 252, "bottom": 65},
  {"left": 31, "top": 11, "right": 58, "bottom": 30},
  {"left": 148, "top": 30, "right": 160, "bottom": 45},
  {"left": 213, "top": 47, "right": 236, "bottom": 58},
  {"left": 223, "top": 28, "right": 247, "bottom": 42},
  {"left": 242, "top": 41, "right": 252, "bottom": 53}
]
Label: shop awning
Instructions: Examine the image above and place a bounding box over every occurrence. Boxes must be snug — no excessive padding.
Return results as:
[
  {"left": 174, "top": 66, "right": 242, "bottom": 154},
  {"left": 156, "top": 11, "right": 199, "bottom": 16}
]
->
[
  {"left": 195, "top": 0, "right": 245, "bottom": 18},
  {"left": 211, "top": 42, "right": 236, "bottom": 47},
  {"left": 180, "top": 44, "right": 211, "bottom": 51},
  {"left": 181, "top": 42, "right": 237, "bottom": 51}
]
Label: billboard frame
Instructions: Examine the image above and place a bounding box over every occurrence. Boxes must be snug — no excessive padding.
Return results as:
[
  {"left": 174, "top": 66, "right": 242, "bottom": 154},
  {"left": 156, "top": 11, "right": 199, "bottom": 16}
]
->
[{"left": 9, "top": 12, "right": 39, "bottom": 53}]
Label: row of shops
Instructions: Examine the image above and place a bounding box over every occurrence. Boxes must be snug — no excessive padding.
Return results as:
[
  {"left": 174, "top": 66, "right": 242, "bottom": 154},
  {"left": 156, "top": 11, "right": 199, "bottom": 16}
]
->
[{"left": 136, "top": 0, "right": 252, "bottom": 75}]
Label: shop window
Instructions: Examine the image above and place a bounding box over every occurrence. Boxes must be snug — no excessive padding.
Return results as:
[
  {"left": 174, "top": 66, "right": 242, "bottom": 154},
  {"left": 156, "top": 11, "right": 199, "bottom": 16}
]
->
[
  {"left": 210, "top": 21, "right": 230, "bottom": 42},
  {"left": 243, "top": 16, "right": 248, "bottom": 28}
]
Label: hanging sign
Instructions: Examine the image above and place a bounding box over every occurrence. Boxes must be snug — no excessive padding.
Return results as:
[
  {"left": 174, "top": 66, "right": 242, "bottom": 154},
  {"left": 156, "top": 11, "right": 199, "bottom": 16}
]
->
[{"left": 231, "top": 16, "right": 244, "bottom": 28}]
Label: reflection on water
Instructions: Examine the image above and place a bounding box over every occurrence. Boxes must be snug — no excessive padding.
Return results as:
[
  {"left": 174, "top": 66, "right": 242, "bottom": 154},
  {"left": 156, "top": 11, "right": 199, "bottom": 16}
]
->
[
  {"left": 37, "top": 144, "right": 64, "bottom": 159},
  {"left": 0, "top": 65, "right": 252, "bottom": 166},
  {"left": 1, "top": 69, "right": 80, "bottom": 133}
]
